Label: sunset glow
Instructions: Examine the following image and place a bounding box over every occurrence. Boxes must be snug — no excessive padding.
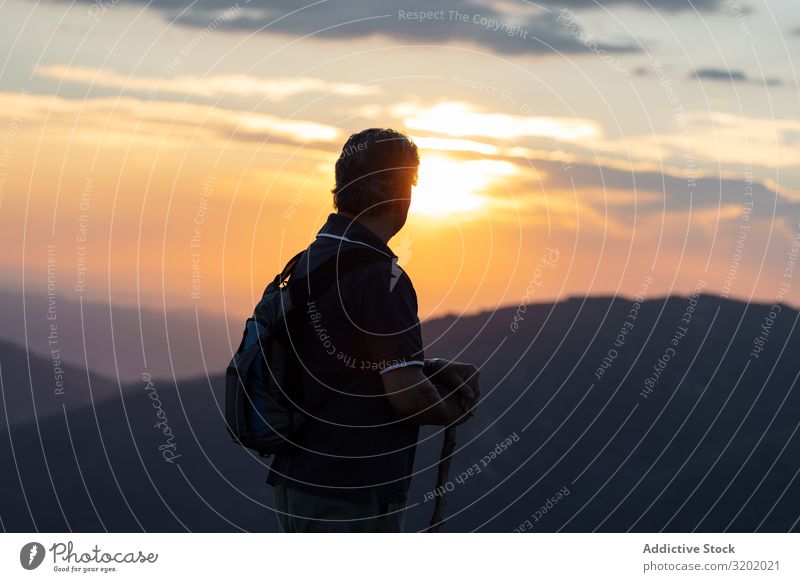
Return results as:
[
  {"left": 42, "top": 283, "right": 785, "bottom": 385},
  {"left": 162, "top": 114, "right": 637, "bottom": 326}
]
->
[
  {"left": 0, "top": 0, "right": 797, "bottom": 320},
  {"left": 410, "top": 155, "right": 516, "bottom": 217},
  {"left": 401, "top": 102, "right": 601, "bottom": 141}
]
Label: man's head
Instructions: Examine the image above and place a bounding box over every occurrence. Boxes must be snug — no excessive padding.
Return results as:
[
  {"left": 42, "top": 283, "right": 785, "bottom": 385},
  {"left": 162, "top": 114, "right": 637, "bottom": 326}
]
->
[{"left": 332, "top": 128, "right": 419, "bottom": 238}]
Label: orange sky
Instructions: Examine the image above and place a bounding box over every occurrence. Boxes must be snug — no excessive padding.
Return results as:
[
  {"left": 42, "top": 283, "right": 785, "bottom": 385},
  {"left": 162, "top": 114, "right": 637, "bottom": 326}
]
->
[{"left": 1, "top": 0, "right": 800, "bottom": 320}]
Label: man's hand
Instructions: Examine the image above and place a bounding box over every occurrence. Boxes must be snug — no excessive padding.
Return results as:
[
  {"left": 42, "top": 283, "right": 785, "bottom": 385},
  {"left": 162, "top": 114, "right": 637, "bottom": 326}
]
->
[
  {"left": 423, "top": 358, "right": 480, "bottom": 422},
  {"left": 381, "top": 360, "right": 480, "bottom": 426}
]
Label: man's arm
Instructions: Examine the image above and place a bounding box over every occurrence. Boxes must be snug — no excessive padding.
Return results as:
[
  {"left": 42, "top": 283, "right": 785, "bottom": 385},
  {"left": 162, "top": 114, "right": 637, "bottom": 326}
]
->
[
  {"left": 422, "top": 358, "right": 480, "bottom": 414},
  {"left": 381, "top": 365, "right": 469, "bottom": 426}
]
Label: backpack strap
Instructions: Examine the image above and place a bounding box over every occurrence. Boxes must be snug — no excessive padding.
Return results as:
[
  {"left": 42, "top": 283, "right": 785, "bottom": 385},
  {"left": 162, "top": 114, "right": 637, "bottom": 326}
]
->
[
  {"left": 254, "top": 246, "right": 389, "bottom": 326},
  {"left": 288, "top": 246, "right": 389, "bottom": 307},
  {"left": 274, "top": 250, "right": 305, "bottom": 288}
]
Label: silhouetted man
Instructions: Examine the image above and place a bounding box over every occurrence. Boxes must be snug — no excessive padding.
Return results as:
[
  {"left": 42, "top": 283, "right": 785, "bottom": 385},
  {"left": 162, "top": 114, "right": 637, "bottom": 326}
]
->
[{"left": 267, "top": 128, "right": 479, "bottom": 532}]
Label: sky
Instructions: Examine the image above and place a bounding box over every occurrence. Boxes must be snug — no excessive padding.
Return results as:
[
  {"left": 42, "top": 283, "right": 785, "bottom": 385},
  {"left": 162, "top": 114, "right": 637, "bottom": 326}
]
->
[{"left": 1, "top": 0, "right": 799, "bottom": 321}]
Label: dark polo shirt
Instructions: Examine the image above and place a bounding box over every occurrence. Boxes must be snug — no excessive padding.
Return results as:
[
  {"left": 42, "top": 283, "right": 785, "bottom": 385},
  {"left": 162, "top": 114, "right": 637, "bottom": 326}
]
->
[{"left": 265, "top": 213, "right": 424, "bottom": 503}]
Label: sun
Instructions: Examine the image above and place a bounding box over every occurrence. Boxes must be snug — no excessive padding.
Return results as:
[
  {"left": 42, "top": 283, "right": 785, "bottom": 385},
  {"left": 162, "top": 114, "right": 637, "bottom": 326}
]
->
[{"left": 410, "top": 154, "right": 515, "bottom": 217}]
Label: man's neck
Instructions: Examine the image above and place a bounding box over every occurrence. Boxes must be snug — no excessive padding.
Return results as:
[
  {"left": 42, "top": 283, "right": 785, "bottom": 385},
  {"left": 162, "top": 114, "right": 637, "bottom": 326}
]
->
[{"left": 337, "top": 211, "right": 395, "bottom": 244}]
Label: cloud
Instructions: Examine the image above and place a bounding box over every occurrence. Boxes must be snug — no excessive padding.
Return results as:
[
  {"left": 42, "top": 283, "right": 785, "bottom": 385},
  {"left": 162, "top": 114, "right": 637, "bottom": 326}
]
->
[
  {"left": 54, "top": 0, "right": 654, "bottom": 56},
  {"left": 537, "top": 157, "right": 797, "bottom": 217},
  {"left": 387, "top": 101, "right": 601, "bottom": 141},
  {"left": 410, "top": 136, "right": 500, "bottom": 155},
  {"left": 502, "top": 152, "right": 800, "bottom": 239},
  {"left": 692, "top": 68, "right": 748, "bottom": 82},
  {"left": 35, "top": 65, "right": 380, "bottom": 100},
  {"left": 552, "top": 0, "right": 720, "bottom": 9},
  {"left": 592, "top": 111, "right": 800, "bottom": 170},
  {"left": 365, "top": 99, "right": 800, "bottom": 191},
  {"left": 691, "top": 68, "right": 783, "bottom": 86},
  {"left": 421, "top": 134, "right": 800, "bottom": 227},
  {"left": 3, "top": 89, "right": 794, "bottom": 240},
  {"left": 0, "top": 91, "right": 341, "bottom": 147}
]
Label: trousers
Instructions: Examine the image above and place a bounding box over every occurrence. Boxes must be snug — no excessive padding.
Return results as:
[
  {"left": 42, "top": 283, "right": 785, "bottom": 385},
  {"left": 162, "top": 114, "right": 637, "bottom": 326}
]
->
[{"left": 272, "top": 483, "right": 407, "bottom": 532}]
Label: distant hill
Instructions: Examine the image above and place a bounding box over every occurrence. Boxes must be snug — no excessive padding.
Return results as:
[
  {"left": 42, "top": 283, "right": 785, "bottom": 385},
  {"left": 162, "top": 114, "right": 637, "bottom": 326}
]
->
[
  {"left": 0, "top": 288, "right": 235, "bottom": 382},
  {"left": 1, "top": 294, "right": 798, "bottom": 532},
  {"left": 0, "top": 339, "right": 122, "bottom": 427}
]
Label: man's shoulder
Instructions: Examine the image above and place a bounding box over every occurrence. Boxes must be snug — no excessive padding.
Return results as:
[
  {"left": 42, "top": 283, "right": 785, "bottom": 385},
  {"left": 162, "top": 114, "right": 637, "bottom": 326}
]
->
[
  {"left": 299, "top": 237, "right": 417, "bottom": 302},
  {"left": 348, "top": 259, "right": 416, "bottom": 296}
]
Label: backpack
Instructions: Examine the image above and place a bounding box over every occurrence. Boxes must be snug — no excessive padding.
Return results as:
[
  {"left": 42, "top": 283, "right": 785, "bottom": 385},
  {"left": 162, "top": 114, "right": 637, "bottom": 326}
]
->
[{"left": 224, "top": 245, "right": 388, "bottom": 456}]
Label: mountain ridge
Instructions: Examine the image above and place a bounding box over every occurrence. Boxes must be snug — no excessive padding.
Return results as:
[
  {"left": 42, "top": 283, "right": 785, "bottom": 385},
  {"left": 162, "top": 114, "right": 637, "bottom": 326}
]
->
[{"left": 1, "top": 292, "right": 798, "bottom": 532}]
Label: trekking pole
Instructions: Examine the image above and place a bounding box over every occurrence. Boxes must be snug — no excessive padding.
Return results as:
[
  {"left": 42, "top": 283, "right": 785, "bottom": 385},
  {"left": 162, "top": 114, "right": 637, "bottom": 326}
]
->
[{"left": 426, "top": 425, "right": 457, "bottom": 533}]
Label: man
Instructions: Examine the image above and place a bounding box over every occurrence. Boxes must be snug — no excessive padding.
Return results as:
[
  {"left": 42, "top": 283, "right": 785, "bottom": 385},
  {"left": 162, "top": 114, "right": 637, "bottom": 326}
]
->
[{"left": 267, "top": 128, "right": 479, "bottom": 532}]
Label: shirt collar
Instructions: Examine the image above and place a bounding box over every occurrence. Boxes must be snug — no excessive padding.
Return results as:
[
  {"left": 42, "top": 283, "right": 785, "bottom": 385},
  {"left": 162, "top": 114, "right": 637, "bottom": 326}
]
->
[{"left": 316, "top": 213, "right": 396, "bottom": 258}]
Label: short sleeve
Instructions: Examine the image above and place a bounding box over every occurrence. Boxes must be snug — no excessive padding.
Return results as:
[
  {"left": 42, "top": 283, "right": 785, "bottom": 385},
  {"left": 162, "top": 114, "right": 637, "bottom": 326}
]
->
[{"left": 352, "top": 261, "right": 425, "bottom": 375}]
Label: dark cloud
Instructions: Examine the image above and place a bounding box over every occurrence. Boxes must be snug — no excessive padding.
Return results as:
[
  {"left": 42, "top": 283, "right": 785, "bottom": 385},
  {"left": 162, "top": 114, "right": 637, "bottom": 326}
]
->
[
  {"left": 552, "top": 0, "right": 721, "bottom": 9},
  {"left": 520, "top": 156, "right": 798, "bottom": 221},
  {"left": 173, "top": 0, "right": 642, "bottom": 56},
  {"left": 55, "top": 0, "right": 729, "bottom": 56},
  {"left": 48, "top": 0, "right": 728, "bottom": 56},
  {"left": 692, "top": 68, "right": 748, "bottom": 82},
  {"left": 691, "top": 68, "right": 783, "bottom": 86}
]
